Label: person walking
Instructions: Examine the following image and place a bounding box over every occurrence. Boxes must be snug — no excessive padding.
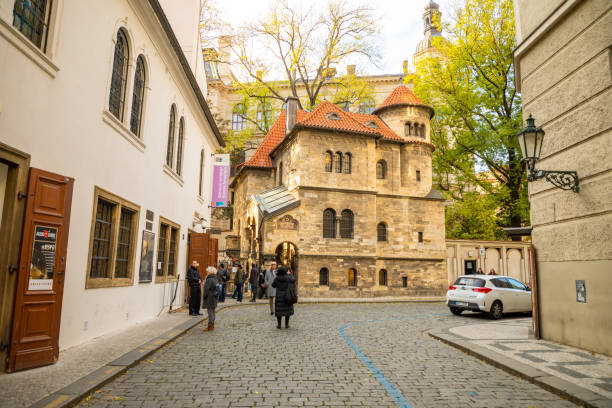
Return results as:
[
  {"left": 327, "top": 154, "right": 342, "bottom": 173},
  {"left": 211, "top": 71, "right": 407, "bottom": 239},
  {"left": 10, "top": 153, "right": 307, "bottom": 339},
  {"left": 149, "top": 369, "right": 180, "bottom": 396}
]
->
[
  {"left": 202, "top": 266, "right": 219, "bottom": 331},
  {"left": 264, "top": 261, "right": 277, "bottom": 315},
  {"left": 258, "top": 268, "right": 267, "bottom": 299},
  {"left": 231, "top": 264, "right": 245, "bottom": 302},
  {"left": 272, "top": 266, "right": 295, "bottom": 329},
  {"left": 186, "top": 260, "right": 202, "bottom": 316},
  {"left": 249, "top": 264, "right": 259, "bottom": 302},
  {"left": 218, "top": 263, "right": 229, "bottom": 302}
]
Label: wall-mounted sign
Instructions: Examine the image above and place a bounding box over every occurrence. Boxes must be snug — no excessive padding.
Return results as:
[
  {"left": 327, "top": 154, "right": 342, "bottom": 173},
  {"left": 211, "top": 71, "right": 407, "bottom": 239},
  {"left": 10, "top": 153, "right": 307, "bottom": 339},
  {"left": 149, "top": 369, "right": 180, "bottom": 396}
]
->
[
  {"left": 211, "top": 154, "right": 230, "bottom": 207},
  {"left": 28, "top": 225, "right": 57, "bottom": 291},
  {"left": 277, "top": 215, "right": 298, "bottom": 230},
  {"left": 139, "top": 230, "right": 155, "bottom": 283},
  {"left": 576, "top": 280, "right": 586, "bottom": 303},
  {"left": 479, "top": 248, "right": 486, "bottom": 256}
]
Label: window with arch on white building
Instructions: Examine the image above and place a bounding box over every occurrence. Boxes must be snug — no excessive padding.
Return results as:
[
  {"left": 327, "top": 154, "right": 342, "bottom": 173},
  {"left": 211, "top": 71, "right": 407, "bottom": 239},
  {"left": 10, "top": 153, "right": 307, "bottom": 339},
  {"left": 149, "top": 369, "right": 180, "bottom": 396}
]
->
[
  {"left": 129, "top": 55, "right": 146, "bottom": 137},
  {"left": 109, "top": 28, "right": 130, "bottom": 121},
  {"left": 165, "top": 104, "right": 176, "bottom": 168}
]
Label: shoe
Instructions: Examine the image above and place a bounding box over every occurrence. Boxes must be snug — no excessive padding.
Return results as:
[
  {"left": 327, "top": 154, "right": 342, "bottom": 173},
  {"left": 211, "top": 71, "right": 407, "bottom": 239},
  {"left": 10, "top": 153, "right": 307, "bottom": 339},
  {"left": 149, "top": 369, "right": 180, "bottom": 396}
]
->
[
  {"left": 203, "top": 323, "right": 214, "bottom": 331},
  {"left": 189, "top": 313, "right": 195, "bottom": 316},
  {"left": 276, "top": 325, "right": 281, "bottom": 329},
  {"left": 285, "top": 325, "right": 290, "bottom": 329},
  {"left": 270, "top": 311, "right": 274, "bottom": 315},
  {"left": 196, "top": 312, "right": 203, "bottom": 315}
]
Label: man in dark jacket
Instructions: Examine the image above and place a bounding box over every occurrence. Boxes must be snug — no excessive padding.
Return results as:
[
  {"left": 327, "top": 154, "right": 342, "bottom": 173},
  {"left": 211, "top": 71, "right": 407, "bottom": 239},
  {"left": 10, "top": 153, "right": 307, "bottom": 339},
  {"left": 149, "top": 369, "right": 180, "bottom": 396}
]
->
[
  {"left": 187, "top": 260, "right": 202, "bottom": 316},
  {"left": 231, "top": 264, "right": 245, "bottom": 302},
  {"left": 249, "top": 265, "right": 259, "bottom": 302},
  {"left": 217, "top": 263, "right": 229, "bottom": 302},
  {"left": 203, "top": 266, "right": 219, "bottom": 331}
]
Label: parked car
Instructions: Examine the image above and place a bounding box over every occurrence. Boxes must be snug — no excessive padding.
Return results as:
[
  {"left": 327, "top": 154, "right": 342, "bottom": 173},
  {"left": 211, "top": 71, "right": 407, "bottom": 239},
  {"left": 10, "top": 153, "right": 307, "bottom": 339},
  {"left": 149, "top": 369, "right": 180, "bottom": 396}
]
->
[{"left": 446, "top": 275, "right": 532, "bottom": 319}]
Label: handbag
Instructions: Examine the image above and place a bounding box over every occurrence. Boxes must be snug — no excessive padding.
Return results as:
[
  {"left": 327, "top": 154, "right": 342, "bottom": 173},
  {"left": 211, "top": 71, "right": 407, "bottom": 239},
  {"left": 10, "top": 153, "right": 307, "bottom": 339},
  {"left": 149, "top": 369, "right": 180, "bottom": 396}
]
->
[
  {"left": 285, "top": 280, "right": 298, "bottom": 304},
  {"left": 261, "top": 282, "right": 268, "bottom": 289}
]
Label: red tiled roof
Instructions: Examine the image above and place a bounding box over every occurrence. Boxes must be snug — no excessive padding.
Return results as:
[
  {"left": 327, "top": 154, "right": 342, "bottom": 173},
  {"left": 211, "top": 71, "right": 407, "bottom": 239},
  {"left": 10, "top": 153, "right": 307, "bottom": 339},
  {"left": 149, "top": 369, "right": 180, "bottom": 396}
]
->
[
  {"left": 373, "top": 85, "right": 427, "bottom": 113},
  {"left": 297, "top": 101, "right": 379, "bottom": 136},
  {"left": 350, "top": 112, "right": 403, "bottom": 141}
]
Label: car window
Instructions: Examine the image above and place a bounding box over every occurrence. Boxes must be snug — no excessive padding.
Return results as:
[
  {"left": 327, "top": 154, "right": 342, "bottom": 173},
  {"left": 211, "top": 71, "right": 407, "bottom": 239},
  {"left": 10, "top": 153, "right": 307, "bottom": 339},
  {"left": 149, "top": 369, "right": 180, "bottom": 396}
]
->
[
  {"left": 490, "top": 278, "right": 511, "bottom": 289},
  {"left": 505, "top": 278, "right": 527, "bottom": 290},
  {"left": 454, "top": 277, "right": 485, "bottom": 287}
]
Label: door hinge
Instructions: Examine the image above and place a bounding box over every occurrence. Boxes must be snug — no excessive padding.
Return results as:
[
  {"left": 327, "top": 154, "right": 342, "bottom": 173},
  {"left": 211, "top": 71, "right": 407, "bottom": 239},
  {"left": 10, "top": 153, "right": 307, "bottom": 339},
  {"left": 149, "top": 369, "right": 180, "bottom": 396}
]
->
[
  {"left": 17, "top": 191, "right": 27, "bottom": 200},
  {"left": 8, "top": 265, "right": 18, "bottom": 275}
]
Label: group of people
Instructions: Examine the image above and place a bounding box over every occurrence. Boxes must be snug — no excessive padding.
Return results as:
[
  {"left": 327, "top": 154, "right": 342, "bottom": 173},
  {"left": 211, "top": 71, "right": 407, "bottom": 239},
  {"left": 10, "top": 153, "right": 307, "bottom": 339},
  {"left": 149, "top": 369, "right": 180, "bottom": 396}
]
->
[
  {"left": 476, "top": 267, "right": 497, "bottom": 275},
  {"left": 186, "top": 260, "right": 296, "bottom": 331}
]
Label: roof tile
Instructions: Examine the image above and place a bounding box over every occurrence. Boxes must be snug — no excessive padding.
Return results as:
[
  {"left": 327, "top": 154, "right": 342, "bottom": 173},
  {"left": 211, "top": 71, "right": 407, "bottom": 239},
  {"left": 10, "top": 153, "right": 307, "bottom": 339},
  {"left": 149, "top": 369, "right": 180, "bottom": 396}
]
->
[{"left": 373, "top": 85, "right": 426, "bottom": 113}]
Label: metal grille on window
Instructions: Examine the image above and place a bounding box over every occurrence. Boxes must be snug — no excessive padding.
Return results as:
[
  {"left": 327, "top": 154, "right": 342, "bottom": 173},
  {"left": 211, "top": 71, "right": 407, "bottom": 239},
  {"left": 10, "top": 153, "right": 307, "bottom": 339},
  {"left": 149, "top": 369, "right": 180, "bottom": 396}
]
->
[
  {"left": 114, "top": 208, "right": 134, "bottom": 278},
  {"left": 12, "top": 0, "right": 50, "bottom": 50},
  {"left": 166, "top": 105, "right": 176, "bottom": 167},
  {"left": 232, "top": 104, "right": 246, "bottom": 131},
  {"left": 176, "top": 118, "right": 185, "bottom": 176},
  {"left": 376, "top": 160, "right": 386, "bottom": 179},
  {"left": 343, "top": 153, "right": 351, "bottom": 174},
  {"left": 90, "top": 199, "right": 114, "bottom": 278},
  {"left": 379, "top": 269, "right": 387, "bottom": 286},
  {"left": 167, "top": 227, "right": 177, "bottom": 277},
  {"left": 157, "top": 225, "right": 167, "bottom": 276},
  {"left": 130, "top": 56, "right": 146, "bottom": 136},
  {"left": 325, "top": 151, "right": 333, "bottom": 172},
  {"left": 323, "top": 209, "right": 336, "bottom": 238},
  {"left": 377, "top": 222, "right": 387, "bottom": 242},
  {"left": 340, "top": 209, "right": 354, "bottom": 239},
  {"left": 109, "top": 30, "right": 129, "bottom": 120},
  {"left": 348, "top": 268, "right": 357, "bottom": 286},
  {"left": 319, "top": 268, "right": 329, "bottom": 286},
  {"left": 334, "top": 152, "right": 342, "bottom": 173}
]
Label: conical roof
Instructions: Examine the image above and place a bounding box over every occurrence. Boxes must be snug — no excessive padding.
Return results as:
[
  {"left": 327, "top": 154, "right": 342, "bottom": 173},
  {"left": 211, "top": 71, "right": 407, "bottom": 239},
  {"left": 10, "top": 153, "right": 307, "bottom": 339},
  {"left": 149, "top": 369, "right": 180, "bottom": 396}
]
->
[{"left": 372, "top": 86, "right": 433, "bottom": 117}]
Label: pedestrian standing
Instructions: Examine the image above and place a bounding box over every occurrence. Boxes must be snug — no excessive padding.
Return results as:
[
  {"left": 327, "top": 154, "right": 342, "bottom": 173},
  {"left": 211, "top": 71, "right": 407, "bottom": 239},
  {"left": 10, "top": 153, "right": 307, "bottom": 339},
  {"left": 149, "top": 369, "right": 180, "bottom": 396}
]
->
[
  {"left": 263, "top": 261, "right": 277, "bottom": 315},
  {"left": 231, "top": 264, "right": 245, "bottom": 302},
  {"left": 272, "top": 266, "right": 295, "bottom": 329},
  {"left": 203, "top": 266, "right": 219, "bottom": 331},
  {"left": 488, "top": 268, "right": 497, "bottom": 275},
  {"left": 249, "top": 264, "right": 259, "bottom": 302},
  {"left": 258, "top": 268, "right": 267, "bottom": 299},
  {"left": 477, "top": 267, "right": 484, "bottom": 274},
  {"left": 218, "top": 263, "right": 229, "bottom": 302},
  {"left": 186, "top": 260, "right": 202, "bottom": 316}
]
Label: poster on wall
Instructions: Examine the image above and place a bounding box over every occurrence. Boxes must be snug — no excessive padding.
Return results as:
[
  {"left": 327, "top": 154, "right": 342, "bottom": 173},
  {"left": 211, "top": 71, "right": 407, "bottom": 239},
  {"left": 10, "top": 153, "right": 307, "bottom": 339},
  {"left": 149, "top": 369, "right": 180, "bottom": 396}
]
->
[
  {"left": 28, "top": 225, "right": 57, "bottom": 291},
  {"left": 139, "top": 230, "right": 155, "bottom": 283},
  {"left": 211, "top": 154, "right": 230, "bottom": 207}
]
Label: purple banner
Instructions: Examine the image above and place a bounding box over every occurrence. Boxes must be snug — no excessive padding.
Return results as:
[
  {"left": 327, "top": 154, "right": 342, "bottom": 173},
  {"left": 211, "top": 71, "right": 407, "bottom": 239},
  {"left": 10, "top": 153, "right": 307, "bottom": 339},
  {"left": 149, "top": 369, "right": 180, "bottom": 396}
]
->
[{"left": 211, "top": 154, "right": 229, "bottom": 207}]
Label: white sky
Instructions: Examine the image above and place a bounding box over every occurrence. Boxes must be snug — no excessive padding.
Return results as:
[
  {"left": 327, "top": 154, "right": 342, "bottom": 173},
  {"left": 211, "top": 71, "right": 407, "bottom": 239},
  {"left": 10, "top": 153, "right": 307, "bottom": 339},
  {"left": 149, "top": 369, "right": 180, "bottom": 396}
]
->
[{"left": 215, "top": 0, "right": 454, "bottom": 75}]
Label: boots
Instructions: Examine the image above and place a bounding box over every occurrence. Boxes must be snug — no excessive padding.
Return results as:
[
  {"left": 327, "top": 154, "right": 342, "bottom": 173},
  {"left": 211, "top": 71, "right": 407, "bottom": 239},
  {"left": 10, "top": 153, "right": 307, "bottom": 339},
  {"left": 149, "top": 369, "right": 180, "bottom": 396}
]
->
[{"left": 204, "top": 323, "right": 214, "bottom": 331}]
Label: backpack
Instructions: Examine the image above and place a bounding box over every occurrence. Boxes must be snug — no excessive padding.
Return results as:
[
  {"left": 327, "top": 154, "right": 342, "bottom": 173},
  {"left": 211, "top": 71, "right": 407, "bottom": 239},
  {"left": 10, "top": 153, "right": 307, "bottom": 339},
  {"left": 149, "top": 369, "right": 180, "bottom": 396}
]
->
[
  {"left": 213, "top": 282, "right": 222, "bottom": 298},
  {"left": 285, "top": 279, "right": 298, "bottom": 304}
]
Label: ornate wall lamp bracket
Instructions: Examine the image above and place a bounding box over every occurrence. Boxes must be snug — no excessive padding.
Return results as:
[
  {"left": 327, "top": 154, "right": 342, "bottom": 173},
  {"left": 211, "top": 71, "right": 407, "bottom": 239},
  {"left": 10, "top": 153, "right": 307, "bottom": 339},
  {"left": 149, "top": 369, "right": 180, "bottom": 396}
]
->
[{"left": 528, "top": 169, "right": 579, "bottom": 192}]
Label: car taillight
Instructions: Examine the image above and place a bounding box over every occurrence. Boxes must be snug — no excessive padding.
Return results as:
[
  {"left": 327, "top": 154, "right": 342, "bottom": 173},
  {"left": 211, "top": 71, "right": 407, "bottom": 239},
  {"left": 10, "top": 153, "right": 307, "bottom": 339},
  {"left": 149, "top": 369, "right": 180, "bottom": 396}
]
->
[
  {"left": 448, "top": 285, "right": 456, "bottom": 290},
  {"left": 472, "top": 287, "right": 492, "bottom": 293}
]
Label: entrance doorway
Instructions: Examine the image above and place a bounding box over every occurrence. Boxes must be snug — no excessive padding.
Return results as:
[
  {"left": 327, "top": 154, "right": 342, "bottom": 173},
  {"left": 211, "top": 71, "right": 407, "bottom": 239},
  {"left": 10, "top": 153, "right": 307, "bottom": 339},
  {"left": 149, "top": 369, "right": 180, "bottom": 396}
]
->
[
  {"left": 464, "top": 260, "right": 476, "bottom": 275},
  {"left": 275, "top": 242, "right": 298, "bottom": 281}
]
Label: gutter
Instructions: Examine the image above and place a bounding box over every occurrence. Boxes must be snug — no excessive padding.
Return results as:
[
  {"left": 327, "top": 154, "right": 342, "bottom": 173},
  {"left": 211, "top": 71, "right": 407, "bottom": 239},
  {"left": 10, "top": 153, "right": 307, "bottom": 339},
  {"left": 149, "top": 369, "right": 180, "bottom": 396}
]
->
[{"left": 147, "top": 0, "right": 225, "bottom": 147}]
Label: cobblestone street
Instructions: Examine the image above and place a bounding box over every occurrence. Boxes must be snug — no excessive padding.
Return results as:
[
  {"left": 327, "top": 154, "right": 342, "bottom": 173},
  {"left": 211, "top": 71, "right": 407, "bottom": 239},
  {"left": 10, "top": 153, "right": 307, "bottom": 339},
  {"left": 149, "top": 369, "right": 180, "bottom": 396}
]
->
[{"left": 77, "top": 303, "right": 576, "bottom": 408}]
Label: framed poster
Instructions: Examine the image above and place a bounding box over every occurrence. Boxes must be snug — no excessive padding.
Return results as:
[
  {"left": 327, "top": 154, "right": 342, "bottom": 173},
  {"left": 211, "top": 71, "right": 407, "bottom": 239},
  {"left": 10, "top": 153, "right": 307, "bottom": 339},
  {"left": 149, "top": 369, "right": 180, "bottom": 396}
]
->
[
  {"left": 211, "top": 154, "right": 230, "bottom": 207},
  {"left": 28, "top": 225, "right": 57, "bottom": 291},
  {"left": 139, "top": 230, "right": 155, "bottom": 283}
]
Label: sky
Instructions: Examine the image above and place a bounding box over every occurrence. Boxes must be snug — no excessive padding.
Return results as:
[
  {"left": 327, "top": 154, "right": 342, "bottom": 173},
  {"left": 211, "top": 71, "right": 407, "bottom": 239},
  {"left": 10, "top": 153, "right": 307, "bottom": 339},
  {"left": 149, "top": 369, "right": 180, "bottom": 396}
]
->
[{"left": 214, "top": 0, "right": 454, "bottom": 76}]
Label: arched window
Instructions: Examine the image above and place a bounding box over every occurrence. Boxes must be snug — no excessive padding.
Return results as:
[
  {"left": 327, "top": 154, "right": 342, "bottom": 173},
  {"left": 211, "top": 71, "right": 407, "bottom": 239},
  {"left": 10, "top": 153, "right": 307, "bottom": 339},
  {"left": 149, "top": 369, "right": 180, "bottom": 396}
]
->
[
  {"left": 12, "top": 0, "right": 52, "bottom": 50},
  {"left": 343, "top": 153, "right": 352, "bottom": 174},
  {"left": 340, "top": 209, "right": 354, "bottom": 239},
  {"left": 278, "top": 161, "right": 283, "bottom": 186},
  {"left": 379, "top": 269, "right": 388, "bottom": 286},
  {"left": 198, "top": 149, "right": 204, "bottom": 196},
  {"left": 334, "top": 152, "right": 343, "bottom": 173},
  {"left": 348, "top": 268, "right": 357, "bottom": 287},
  {"left": 232, "top": 104, "right": 246, "bottom": 131},
  {"left": 176, "top": 117, "right": 185, "bottom": 175},
  {"left": 404, "top": 122, "right": 411, "bottom": 137},
  {"left": 165, "top": 104, "right": 176, "bottom": 167},
  {"left": 325, "top": 151, "right": 333, "bottom": 172},
  {"left": 377, "top": 222, "right": 387, "bottom": 242},
  {"left": 358, "top": 97, "right": 375, "bottom": 114},
  {"left": 130, "top": 55, "right": 146, "bottom": 136},
  {"left": 420, "top": 124, "right": 426, "bottom": 138},
  {"left": 109, "top": 29, "right": 129, "bottom": 120},
  {"left": 413, "top": 123, "right": 420, "bottom": 136},
  {"left": 376, "top": 160, "right": 386, "bottom": 179},
  {"left": 416, "top": 170, "right": 421, "bottom": 182},
  {"left": 323, "top": 209, "right": 336, "bottom": 238},
  {"left": 319, "top": 268, "right": 329, "bottom": 286},
  {"left": 256, "top": 103, "right": 271, "bottom": 130}
]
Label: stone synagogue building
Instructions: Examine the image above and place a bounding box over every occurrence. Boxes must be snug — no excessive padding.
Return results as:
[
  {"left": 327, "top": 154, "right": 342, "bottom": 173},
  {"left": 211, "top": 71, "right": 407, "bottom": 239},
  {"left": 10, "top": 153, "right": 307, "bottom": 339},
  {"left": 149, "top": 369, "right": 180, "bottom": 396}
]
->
[{"left": 230, "top": 86, "right": 447, "bottom": 298}]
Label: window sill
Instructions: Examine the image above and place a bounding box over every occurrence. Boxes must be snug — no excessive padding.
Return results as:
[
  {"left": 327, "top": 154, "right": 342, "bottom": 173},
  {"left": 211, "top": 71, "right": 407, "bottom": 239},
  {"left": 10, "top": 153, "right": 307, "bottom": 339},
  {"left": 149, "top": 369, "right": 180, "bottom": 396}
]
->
[
  {"left": 102, "top": 110, "right": 146, "bottom": 152},
  {"left": 0, "top": 18, "right": 59, "bottom": 77},
  {"left": 86, "top": 278, "right": 134, "bottom": 289},
  {"left": 163, "top": 165, "right": 184, "bottom": 187},
  {"left": 155, "top": 275, "right": 179, "bottom": 284}
]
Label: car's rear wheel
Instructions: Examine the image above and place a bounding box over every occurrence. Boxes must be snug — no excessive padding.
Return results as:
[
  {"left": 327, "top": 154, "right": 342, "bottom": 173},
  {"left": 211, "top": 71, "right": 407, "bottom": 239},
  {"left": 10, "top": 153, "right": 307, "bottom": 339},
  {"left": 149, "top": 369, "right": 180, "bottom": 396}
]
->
[
  {"left": 450, "top": 307, "right": 462, "bottom": 316},
  {"left": 489, "top": 300, "right": 503, "bottom": 320}
]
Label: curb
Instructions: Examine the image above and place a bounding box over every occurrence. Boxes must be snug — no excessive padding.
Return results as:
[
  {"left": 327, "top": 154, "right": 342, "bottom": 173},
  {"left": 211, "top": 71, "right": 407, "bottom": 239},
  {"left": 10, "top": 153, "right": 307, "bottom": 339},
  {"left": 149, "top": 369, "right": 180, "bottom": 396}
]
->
[
  {"left": 427, "top": 328, "right": 612, "bottom": 408},
  {"left": 28, "top": 302, "right": 248, "bottom": 408}
]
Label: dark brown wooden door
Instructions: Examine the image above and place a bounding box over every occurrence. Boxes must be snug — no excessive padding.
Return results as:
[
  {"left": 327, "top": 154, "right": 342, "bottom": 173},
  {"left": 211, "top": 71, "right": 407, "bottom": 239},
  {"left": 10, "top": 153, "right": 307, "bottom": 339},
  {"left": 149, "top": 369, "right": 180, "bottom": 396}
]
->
[
  {"left": 189, "top": 233, "right": 210, "bottom": 280},
  {"left": 209, "top": 238, "right": 218, "bottom": 269},
  {"left": 8, "top": 168, "right": 74, "bottom": 372}
]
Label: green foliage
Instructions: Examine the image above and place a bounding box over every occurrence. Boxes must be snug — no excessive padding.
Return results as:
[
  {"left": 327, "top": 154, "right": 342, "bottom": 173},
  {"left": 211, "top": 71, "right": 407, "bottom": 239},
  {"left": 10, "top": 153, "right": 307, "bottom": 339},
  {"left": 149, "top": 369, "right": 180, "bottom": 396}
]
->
[
  {"left": 410, "top": 0, "right": 529, "bottom": 239},
  {"left": 445, "top": 192, "right": 505, "bottom": 240}
]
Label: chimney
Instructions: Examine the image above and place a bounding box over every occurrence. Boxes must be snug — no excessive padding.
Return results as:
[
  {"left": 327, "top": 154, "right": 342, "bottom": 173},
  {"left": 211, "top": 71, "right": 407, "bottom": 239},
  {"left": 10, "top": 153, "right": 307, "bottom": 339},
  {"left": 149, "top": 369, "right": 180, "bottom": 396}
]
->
[
  {"left": 347, "top": 65, "right": 356, "bottom": 76},
  {"left": 285, "top": 96, "right": 299, "bottom": 135}
]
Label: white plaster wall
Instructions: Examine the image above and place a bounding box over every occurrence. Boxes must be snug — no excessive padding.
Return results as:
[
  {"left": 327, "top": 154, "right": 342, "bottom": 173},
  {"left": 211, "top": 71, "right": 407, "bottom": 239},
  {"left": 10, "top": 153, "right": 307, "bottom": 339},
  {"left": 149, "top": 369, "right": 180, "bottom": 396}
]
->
[{"left": 0, "top": 0, "right": 219, "bottom": 350}]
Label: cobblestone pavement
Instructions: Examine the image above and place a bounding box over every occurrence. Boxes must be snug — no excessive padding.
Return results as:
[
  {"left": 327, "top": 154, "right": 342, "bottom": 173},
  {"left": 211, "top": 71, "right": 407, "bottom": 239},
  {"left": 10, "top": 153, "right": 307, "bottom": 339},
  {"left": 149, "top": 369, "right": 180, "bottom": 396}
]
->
[{"left": 77, "top": 303, "right": 577, "bottom": 408}]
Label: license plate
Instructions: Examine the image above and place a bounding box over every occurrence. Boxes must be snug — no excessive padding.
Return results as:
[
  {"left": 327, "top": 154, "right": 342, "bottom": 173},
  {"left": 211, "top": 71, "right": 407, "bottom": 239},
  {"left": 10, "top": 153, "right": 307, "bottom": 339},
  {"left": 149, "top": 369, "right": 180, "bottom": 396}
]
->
[{"left": 454, "top": 301, "right": 468, "bottom": 306}]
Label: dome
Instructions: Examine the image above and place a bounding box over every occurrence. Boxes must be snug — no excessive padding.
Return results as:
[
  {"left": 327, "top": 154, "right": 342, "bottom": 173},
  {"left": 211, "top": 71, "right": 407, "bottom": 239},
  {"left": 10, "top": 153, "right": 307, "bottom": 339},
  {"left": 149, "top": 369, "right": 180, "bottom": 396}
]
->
[
  {"left": 425, "top": 0, "right": 440, "bottom": 11},
  {"left": 416, "top": 30, "right": 441, "bottom": 54}
]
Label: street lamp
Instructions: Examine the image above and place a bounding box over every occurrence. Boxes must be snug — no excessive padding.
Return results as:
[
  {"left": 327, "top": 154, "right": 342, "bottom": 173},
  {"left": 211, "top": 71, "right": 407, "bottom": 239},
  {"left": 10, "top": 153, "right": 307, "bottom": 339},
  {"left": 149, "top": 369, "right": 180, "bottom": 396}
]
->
[{"left": 516, "top": 114, "right": 579, "bottom": 192}]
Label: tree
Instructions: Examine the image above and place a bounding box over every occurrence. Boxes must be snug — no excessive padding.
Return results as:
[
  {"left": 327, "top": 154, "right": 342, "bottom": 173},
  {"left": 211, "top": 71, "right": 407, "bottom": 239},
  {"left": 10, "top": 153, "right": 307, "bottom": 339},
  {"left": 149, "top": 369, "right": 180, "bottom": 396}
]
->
[{"left": 411, "top": 0, "right": 528, "bottom": 240}]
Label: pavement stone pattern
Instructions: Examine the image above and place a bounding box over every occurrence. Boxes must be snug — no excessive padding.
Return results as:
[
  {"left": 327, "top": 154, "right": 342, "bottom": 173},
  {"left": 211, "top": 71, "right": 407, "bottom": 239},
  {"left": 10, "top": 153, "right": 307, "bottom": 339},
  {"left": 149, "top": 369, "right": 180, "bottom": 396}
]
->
[
  {"left": 450, "top": 318, "right": 612, "bottom": 401},
  {"left": 76, "top": 303, "right": 577, "bottom": 408},
  {"left": 0, "top": 311, "right": 193, "bottom": 408}
]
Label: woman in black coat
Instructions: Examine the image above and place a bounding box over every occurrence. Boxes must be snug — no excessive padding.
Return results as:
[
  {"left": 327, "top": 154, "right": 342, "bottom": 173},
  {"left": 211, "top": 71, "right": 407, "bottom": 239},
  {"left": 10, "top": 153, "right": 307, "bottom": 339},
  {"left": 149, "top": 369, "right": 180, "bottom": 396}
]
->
[{"left": 271, "top": 266, "right": 295, "bottom": 329}]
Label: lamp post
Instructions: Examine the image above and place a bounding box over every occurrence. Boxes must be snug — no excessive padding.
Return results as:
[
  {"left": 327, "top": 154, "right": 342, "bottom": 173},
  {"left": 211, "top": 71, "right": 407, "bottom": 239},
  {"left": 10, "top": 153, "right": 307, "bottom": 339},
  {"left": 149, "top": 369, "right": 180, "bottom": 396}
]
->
[{"left": 516, "top": 114, "right": 579, "bottom": 192}]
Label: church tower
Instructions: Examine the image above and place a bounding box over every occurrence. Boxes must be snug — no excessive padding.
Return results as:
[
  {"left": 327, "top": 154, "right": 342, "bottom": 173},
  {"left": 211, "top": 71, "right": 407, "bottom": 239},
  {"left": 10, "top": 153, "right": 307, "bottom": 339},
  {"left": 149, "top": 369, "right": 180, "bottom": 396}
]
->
[{"left": 413, "top": 1, "right": 443, "bottom": 67}]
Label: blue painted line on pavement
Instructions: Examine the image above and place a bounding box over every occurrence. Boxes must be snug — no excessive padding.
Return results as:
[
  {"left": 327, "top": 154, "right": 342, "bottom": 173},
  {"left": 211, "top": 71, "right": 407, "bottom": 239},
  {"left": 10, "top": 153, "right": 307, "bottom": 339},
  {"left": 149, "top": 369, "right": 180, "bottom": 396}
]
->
[{"left": 337, "top": 312, "right": 447, "bottom": 408}]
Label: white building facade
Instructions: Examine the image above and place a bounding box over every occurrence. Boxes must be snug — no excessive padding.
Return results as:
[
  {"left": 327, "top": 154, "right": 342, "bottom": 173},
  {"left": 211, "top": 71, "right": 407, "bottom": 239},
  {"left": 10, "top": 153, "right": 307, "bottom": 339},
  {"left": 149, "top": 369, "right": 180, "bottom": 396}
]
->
[{"left": 0, "top": 0, "right": 223, "bottom": 372}]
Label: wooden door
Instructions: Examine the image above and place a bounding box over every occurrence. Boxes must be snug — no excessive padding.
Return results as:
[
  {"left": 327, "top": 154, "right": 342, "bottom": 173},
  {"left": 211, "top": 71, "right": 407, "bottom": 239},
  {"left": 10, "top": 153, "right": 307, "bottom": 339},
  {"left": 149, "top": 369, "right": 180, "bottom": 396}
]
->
[
  {"left": 209, "top": 238, "right": 218, "bottom": 269},
  {"left": 8, "top": 168, "right": 74, "bottom": 372},
  {"left": 189, "top": 232, "right": 210, "bottom": 280}
]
